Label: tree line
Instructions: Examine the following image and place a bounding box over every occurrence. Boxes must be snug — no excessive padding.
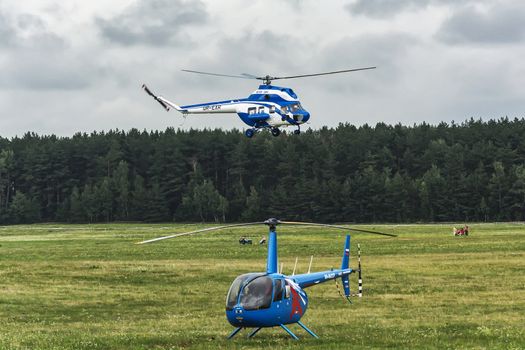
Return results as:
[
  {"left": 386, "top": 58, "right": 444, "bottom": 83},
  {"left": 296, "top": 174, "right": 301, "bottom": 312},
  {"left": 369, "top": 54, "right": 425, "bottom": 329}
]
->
[{"left": 1, "top": 118, "right": 525, "bottom": 224}]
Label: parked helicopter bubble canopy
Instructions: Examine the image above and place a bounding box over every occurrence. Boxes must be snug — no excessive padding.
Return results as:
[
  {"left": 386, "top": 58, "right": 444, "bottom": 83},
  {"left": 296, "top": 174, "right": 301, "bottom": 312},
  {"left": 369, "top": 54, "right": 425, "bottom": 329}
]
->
[
  {"left": 137, "top": 218, "right": 395, "bottom": 340},
  {"left": 142, "top": 66, "right": 376, "bottom": 138}
]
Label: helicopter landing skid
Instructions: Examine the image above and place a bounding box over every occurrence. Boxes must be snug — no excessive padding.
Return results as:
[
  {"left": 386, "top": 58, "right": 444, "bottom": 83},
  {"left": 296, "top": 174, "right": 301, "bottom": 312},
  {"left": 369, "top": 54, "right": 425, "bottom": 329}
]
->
[
  {"left": 297, "top": 321, "right": 319, "bottom": 339},
  {"left": 247, "top": 327, "right": 262, "bottom": 338},
  {"left": 280, "top": 321, "right": 318, "bottom": 340},
  {"left": 227, "top": 327, "right": 243, "bottom": 339},
  {"left": 227, "top": 322, "right": 319, "bottom": 340},
  {"left": 280, "top": 324, "right": 299, "bottom": 340}
]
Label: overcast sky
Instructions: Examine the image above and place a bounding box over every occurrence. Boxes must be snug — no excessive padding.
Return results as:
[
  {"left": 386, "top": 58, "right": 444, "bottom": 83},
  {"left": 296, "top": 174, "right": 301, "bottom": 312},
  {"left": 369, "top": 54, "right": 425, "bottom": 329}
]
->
[{"left": 1, "top": 0, "right": 524, "bottom": 137}]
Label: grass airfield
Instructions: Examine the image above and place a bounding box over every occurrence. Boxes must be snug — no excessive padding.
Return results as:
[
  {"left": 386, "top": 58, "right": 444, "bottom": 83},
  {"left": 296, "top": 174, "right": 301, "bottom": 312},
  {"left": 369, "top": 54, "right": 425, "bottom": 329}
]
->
[{"left": 0, "top": 223, "right": 524, "bottom": 350}]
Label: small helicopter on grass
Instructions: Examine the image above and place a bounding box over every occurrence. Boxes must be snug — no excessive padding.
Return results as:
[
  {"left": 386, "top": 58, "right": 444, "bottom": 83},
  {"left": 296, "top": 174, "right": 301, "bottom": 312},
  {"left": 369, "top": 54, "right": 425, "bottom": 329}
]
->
[
  {"left": 137, "top": 218, "right": 395, "bottom": 340},
  {"left": 142, "top": 66, "right": 375, "bottom": 138}
]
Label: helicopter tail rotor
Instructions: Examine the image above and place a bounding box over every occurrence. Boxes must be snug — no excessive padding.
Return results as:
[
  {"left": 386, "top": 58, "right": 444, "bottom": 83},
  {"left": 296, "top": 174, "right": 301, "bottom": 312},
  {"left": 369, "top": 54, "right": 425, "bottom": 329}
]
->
[
  {"left": 335, "top": 239, "right": 362, "bottom": 301},
  {"left": 142, "top": 84, "right": 186, "bottom": 113},
  {"left": 357, "top": 243, "right": 363, "bottom": 298},
  {"left": 142, "top": 84, "right": 170, "bottom": 111}
]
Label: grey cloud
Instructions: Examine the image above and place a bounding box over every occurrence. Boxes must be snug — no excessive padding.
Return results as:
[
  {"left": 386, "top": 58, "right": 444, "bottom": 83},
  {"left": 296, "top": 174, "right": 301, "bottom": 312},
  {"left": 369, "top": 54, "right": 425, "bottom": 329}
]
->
[
  {"left": 317, "top": 32, "right": 419, "bottom": 91},
  {"left": 178, "top": 30, "right": 418, "bottom": 104},
  {"left": 16, "top": 13, "right": 46, "bottom": 31},
  {"left": 437, "top": 4, "right": 525, "bottom": 45},
  {"left": 97, "top": 0, "right": 207, "bottom": 46},
  {"left": 346, "top": 0, "right": 475, "bottom": 18},
  {"left": 179, "top": 30, "right": 309, "bottom": 88},
  {"left": 0, "top": 10, "right": 63, "bottom": 49},
  {"left": 347, "top": 0, "right": 426, "bottom": 17},
  {"left": 0, "top": 51, "right": 105, "bottom": 90},
  {"left": 0, "top": 11, "right": 16, "bottom": 46},
  {"left": 0, "top": 12, "right": 100, "bottom": 90}
]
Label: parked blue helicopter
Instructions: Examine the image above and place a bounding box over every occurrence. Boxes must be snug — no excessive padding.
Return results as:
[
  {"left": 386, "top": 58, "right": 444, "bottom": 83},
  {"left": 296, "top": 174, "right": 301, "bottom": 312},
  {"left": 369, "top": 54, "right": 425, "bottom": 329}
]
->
[
  {"left": 142, "top": 66, "right": 375, "bottom": 138},
  {"left": 137, "top": 218, "right": 395, "bottom": 340}
]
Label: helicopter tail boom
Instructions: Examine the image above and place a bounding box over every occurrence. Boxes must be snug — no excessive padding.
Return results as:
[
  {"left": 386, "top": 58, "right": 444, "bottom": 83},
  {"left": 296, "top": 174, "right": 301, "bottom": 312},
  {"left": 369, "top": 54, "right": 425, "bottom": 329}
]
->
[
  {"left": 179, "top": 100, "right": 241, "bottom": 114},
  {"left": 293, "top": 236, "right": 353, "bottom": 289}
]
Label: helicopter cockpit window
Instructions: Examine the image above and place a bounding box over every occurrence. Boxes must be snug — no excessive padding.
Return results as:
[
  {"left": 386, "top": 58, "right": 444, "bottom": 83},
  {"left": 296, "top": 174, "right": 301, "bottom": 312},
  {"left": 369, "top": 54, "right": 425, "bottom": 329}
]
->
[
  {"left": 269, "top": 106, "right": 275, "bottom": 113},
  {"left": 226, "top": 273, "right": 263, "bottom": 310},
  {"left": 240, "top": 276, "right": 273, "bottom": 310},
  {"left": 281, "top": 106, "right": 288, "bottom": 113},
  {"left": 273, "top": 279, "right": 283, "bottom": 302},
  {"left": 289, "top": 103, "right": 301, "bottom": 112}
]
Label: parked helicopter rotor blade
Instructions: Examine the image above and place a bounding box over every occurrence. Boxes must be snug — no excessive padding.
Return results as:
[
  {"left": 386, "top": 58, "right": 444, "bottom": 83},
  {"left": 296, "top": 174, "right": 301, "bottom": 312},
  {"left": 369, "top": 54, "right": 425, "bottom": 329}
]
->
[
  {"left": 271, "top": 67, "right": 376, "bottom": 81},
  {"left": 279, "top": 221, "right": 396, "bottom": 237},
  {"left": 181, "top": 69, "right": 255, "bottom": 80},
  {"left": 136, "top": 222, "right": 264, "bottom": 244},
  {"left": 137, "top": 219, "right": 395, "bottom": 244}
]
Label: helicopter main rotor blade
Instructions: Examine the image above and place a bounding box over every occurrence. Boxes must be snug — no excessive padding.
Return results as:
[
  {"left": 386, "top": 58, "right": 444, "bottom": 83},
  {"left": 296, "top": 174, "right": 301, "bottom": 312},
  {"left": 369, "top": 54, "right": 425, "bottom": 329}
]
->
[
  {"left": 136, "top": 222, "right": 264, "bottom": 244},
  {"left": 241, "top": 73, "right": 260, "bottom": 79},
  {"left": 137, "top": 219, "right": 395, "bottom": 244},
  {"left": 181, "top": 69, "right": 256, "bottom": 80},
  {"left": 272, "top": 66, "right": 376, "bottom": 81},
  {"left": 279, "top": 221, "right": 396, "bottom": 237}
]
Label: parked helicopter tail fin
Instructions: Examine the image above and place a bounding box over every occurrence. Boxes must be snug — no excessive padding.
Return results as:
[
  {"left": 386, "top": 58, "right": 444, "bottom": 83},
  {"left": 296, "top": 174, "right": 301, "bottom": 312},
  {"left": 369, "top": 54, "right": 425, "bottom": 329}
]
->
[{"left": 340, "top": 235, "right": 351, "bottom": 298}]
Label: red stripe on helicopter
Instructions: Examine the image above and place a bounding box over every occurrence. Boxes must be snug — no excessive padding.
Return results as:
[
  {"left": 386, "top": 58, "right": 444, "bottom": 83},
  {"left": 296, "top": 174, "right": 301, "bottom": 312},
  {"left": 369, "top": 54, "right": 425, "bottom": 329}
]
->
[{"left": 289, "top": 287, "right": 303, "bottom": 319}]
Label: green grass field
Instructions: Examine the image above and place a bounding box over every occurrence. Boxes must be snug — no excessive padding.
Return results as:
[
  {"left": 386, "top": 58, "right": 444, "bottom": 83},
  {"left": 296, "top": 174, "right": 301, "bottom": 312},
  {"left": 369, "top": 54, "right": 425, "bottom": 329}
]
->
[{"left": 1, "top": 223, "right": 524, "bottom": 349}]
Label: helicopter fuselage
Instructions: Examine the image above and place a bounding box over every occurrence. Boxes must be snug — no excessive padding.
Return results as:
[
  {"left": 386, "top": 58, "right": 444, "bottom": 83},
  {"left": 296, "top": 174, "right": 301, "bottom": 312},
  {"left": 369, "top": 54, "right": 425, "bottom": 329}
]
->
[
  {"left": 225, "top": 266, "right": 353, "bottom": 328},
  {"left": 142, "top": 84, "right": 310, "bottom": 137},
  {"left": 143, "top": 66, "right": 375, "bottom": 137},
  {"left": 223, "top": 226, "right": 354, "bottom": 334},
  {"left": 179, "top": 84, "right": 310, "bottom": 130}
]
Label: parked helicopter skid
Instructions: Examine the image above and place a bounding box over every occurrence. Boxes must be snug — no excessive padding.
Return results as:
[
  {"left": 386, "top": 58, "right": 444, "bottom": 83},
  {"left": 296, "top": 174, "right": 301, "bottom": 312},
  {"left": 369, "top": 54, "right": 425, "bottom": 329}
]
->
[
  {"left": 142, "top": 66, "right": 375, "bottom": 137},
  {"left": 137, "top": 218, "right": 396, "bottom": 340}
]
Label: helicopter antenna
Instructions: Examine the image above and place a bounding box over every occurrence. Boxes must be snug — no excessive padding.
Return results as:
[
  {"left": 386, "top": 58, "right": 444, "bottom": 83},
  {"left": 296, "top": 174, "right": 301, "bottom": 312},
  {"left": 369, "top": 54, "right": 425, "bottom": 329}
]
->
[
  {"left": 292, "top": 257, "right": 298, "bottom": 276},
  {"left": 280, "top": 262, "right": 284, "bottom": 274},
  {"left": 182, "top": 66, "right": 376, "bottom": 85},
  {"left": 307, "top": 255, "right": 313, "bottom": 274}
]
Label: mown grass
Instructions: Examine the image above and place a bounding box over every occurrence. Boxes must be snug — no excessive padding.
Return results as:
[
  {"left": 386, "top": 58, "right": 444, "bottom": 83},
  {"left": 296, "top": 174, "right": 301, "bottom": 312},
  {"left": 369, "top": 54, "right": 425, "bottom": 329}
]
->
[{"left": 0, "top": 223, "right": 524, "bottom": 349}]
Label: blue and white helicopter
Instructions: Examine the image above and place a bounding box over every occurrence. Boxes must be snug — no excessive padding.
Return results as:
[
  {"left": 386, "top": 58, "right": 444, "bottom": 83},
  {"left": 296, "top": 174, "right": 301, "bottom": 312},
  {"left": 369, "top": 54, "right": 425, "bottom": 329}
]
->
[
  {"left": 142, "top": 67, "right": 375, "bottom": 138},
  {"left": 137, "top": 218, "right": 395, "bottom": 340}
]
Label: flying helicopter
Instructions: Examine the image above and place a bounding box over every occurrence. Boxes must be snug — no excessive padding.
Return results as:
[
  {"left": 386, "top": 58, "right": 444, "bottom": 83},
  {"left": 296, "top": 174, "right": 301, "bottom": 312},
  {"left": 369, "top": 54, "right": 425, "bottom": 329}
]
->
[
  {"left": 137, "top": 218, "right": 396, "bottom": 340},
  {"left": 142, "top": 66, "right": 376, "bottom": 138}
]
